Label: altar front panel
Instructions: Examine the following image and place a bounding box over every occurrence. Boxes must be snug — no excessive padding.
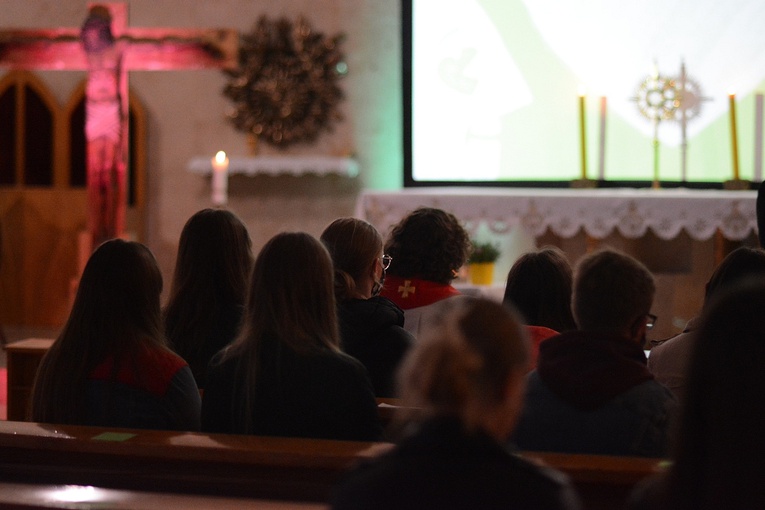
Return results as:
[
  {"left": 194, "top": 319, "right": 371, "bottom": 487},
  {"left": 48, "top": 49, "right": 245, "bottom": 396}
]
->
[
  {"left": 356, "top": 188, "right": 758, "bottom": 242},
  {"left": 356, "top": 188, "right": 759, "bottom": 341}
]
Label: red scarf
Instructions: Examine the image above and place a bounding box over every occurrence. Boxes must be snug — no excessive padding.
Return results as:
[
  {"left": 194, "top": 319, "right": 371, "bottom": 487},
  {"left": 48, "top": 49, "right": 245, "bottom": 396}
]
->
[
  {"left": 526, "top": 325, "right": 559, "bottom": 372},
  {"left": 380, "top": 275, "right": 461, "bottom": 310}
]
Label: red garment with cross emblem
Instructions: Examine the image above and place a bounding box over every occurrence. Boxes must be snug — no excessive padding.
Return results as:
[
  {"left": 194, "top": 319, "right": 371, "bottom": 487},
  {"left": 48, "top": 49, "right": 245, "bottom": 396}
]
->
[{"left": 380, "top": 275, "right": 461, "bottom": 310}]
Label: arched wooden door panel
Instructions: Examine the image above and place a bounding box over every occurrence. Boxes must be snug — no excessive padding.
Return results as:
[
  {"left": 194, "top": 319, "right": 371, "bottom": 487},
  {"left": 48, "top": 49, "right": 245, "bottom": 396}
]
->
[{"left": 0, "top": 71, "right": 146, "bottom": 328}]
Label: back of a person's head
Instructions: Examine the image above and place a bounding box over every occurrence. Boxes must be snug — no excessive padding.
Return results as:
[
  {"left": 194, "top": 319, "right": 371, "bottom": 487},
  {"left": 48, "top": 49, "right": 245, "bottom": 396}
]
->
[
  {"left": 704, "top": 246, "right": 765, "bottom": 306},
  {"left": 669, "top": 280, "right": 765, "bottom": 509},
  {"left": 397, "top": 297, "right": 529, "bottom": 434},
  {"left": 384, "top": 207, "right": 471, "bottom": 284},
  {"left": 69, "top": 239, "right": 163, "bottom": 353},
  {"left": 572, "top": 248, "right": 655, "bottom": 332},
  {"left": 503, "top": 246, "right": 575, "bottom": 332},
  {"left": 239, "top": 231, "right": 339, "bottom": 354},
  {"left": 169, "top": 208, "right": 253, "bottom": 306},
  {"left": 320, "top": 217, "right": 382, "bottom": 301},
  {"left": 31, "top": 239, "right": 164, "bottom": 423}
]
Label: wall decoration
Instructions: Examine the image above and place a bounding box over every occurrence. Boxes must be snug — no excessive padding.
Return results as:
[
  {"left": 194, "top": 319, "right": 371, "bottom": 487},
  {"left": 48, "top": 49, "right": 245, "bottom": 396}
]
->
[{"left": 224, "top": 16, "right": 346, "bottom": 148}]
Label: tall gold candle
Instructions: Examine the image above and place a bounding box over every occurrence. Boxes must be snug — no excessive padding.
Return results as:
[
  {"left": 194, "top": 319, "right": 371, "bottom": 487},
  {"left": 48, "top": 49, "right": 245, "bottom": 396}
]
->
[
  {"left": 729, "top": 92, "right": 740, "bottom": 180},
  {"left": 579, "top": 92, "right": 587, "bottom": 179}
]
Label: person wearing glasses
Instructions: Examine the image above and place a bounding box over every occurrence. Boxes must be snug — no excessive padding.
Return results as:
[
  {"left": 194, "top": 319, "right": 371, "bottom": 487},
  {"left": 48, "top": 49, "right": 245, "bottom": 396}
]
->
[
  {"left": 380, "top": 207, "right": 472, "bottom": 337},
  {"left": 321, "top": 218, "right": 414, "bottom": 397},
  {"left": 512, "top": 249, "right": 676, "bottom": 457}
]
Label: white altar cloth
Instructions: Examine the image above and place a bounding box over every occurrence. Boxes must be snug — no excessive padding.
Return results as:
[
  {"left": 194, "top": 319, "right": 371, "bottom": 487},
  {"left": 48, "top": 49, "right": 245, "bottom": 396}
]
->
[{"left": 356, "top": 188, "right": 758, "bottom": 241}]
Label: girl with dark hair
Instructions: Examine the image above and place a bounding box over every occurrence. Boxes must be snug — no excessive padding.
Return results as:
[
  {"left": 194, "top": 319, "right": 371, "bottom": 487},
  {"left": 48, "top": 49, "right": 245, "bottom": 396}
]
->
[
  {"left": 31, "top": 239, "right": 200, "bottom": 430},
  {"left": 320, "top": 217, "right": 413, "bottom": 397},
  {"left": 503, "top": 246, "right": 576, "bottom": 369},
  {"left": 201, "top": 232, "right": 381, "bottom": 440},
  {"left": 164, "top": 208, "right": 253, "bottom": 388},
  {"left": 381, "top": 207, "right": 471, "bottom": 337},
  {"left": 630, "top": 280, "right": 765, "bottom": 510}
]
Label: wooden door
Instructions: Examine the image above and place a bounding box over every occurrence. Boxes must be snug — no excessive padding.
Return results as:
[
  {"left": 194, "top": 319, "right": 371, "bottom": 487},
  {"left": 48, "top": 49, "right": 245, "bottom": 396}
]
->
[{"left": 0, "top": 71, "right": 145, "bottom": 328}]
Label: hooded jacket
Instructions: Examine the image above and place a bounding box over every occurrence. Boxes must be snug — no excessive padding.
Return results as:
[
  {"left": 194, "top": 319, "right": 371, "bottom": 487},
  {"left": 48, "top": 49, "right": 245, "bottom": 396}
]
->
[{"left": 512, "top": 330, "right": 676, "bottom": 457}]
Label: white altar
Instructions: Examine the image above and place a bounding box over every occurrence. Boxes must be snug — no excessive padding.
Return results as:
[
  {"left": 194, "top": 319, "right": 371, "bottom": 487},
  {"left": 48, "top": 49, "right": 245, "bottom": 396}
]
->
[
  {"left": 355, "top": 187, "right": 757, "bottom": 242},
  {"left": 356, "top": 187, "right": 759, "bottom": 338}
]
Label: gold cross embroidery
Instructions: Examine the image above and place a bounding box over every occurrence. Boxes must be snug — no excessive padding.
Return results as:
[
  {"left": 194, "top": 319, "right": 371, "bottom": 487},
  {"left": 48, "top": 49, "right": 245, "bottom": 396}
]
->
[{"left": 398, "top": 280, "right": 416, "bottom": 298}]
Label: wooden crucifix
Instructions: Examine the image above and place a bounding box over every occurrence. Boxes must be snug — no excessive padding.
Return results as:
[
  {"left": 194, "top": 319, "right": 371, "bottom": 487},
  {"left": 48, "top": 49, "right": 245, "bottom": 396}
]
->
[{"left": 0, "top": 3, "right": 237, "bottom": 248}]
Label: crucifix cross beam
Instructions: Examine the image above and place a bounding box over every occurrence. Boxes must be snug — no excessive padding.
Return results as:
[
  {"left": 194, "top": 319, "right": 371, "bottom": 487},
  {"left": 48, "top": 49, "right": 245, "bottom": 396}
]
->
[{"left": 0, "top": 2, "right": 237, "bottom": 248}]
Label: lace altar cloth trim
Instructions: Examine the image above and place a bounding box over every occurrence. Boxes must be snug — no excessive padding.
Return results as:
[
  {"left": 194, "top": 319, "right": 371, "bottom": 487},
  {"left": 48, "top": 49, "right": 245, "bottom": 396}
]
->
[{"left": 356, "top": 188, "right": 758, "bottom": 241}]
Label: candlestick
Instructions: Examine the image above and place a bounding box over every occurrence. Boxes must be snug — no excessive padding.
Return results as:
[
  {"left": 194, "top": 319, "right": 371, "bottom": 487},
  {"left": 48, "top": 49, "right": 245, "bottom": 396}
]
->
[
  {"left": 579, "top": 92, "right": 587, "bottom": 180},
  {"left": 598, "top": 96, "right": 606, "bottom": 180},
  {"left": 756, "top": 93, "right": 763, "bottom": 182},
  {"left": 679, "top": 61, "right": 688, "bottom": 182},
  {"left": 652, "top": 118, "right": 660, "bottom": 188},
  {"left": 729, "top": 93, "right": 740, "bottom": 181},
  {"left": 211, "top": 150, "right": 229, "bottom": 206}
]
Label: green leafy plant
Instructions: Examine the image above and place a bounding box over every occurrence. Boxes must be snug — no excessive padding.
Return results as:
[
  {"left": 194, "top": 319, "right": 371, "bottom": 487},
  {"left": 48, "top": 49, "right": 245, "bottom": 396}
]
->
[{"left": 468, "top": 240, "right": 500, "bottom": 263}]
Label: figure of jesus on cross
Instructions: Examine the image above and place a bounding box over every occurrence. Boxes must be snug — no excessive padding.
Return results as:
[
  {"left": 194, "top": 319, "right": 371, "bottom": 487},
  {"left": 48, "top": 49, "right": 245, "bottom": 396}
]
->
[
  {"left": 81, "top": 6, "right": 125, "bottom": 244},
  {"left": 0, "top": 3, "right": 236, "bottom": 248}
]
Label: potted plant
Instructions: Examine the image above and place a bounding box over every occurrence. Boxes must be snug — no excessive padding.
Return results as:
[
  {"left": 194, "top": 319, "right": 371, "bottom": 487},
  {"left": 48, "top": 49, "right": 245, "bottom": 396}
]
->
[{"left": 468, "top": 240, "right": 500, "bottom": 285}]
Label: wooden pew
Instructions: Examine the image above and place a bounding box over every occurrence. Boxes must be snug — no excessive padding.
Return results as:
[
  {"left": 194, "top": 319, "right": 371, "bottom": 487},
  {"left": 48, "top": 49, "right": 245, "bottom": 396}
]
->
[
  {"left": 0, "top": 420, "right": 392, "bottom": 502},
  {"left": 0, "top": 481, "right": 327, "bottom": 509},
  {"left": 0, "top": 420, "right": 663, "bottom": 509},
  {"left": 523, "top": 451, "right": 666, "bottom": 510},
  {"left": 5, "top": 338, "right": 53, "bottom": 420}
]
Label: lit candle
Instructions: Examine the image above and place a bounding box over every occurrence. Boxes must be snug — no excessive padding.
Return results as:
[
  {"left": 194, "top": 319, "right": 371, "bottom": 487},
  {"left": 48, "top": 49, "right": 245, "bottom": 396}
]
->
[
  {"left": 729, "top": 93, "right": 740, "bottom": 181},
  {"left": 211, "top": 150, "right": 229, "bottom": 206},
  {"left": 598, "top": 96, "right": 607, "bottom": 180},
  {"left": 579, "top": 90, "right": 587, "bottom": 179},
  {"left": 755, "top": 93, "right": 763, "bottom": 182}
]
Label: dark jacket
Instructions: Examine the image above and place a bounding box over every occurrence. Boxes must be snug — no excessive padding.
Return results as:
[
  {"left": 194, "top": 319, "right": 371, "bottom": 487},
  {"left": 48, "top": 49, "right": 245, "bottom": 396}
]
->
[
  {"left": 201, "top": 338, "right": 383, "bottom": 441},
  {"left": 513, "top": 330, "right": 676, "bottom": 458},
  {"left": 338, "top": 296, "right": 413, "bottom": 397},
  {"left": 87, "top": 345, "right": 201, "bottom": 431},
  {"left": 331, "top": 416, "right": 581, "bottom": 510}
]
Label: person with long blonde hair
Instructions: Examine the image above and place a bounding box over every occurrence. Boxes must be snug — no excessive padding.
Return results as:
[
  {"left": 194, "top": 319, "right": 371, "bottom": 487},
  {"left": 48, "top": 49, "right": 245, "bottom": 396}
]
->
[
  {"left": 332, "top": 297, "right": 580, "bottom": 509},
  {"left": 201, "top": 232, "right": 381, "bottom": 440}
]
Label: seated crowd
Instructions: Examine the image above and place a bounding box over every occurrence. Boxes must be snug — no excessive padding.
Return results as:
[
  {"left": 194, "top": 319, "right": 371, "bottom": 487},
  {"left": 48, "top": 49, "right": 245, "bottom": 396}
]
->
[{"left": 26, "top": 205, "right": 765, "bottom": 506}]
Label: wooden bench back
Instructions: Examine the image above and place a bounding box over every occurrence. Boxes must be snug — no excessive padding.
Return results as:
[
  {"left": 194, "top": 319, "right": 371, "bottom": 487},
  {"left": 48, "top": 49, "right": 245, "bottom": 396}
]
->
[{"left": 0, "top": 420, "right": 663, "bottom": 509}]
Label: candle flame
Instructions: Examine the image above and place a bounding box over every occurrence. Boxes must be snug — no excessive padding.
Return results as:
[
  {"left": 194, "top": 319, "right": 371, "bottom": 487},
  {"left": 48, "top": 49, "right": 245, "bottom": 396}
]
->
[{"left": 215, "top": 151, "right": 227, "bottom": 164}]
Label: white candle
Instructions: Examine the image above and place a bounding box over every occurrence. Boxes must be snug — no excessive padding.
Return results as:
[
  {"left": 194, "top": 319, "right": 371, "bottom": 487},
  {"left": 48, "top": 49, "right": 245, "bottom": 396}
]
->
[
  {"left": 598, "top": 96, "right": 607, "bottom": 180},
  {"left": 755, "top": 93, "right": 763, "bottom": 182},
  {"left": 211, "top": 150, "right": 229, "bottom": 206}
]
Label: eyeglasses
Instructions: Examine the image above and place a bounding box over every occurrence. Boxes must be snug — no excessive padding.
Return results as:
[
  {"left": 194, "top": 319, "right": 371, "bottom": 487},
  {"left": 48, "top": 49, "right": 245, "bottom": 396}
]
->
[
  {"left": 645, "top": 313, "right": 658, "bottom": 330},
  {"left": 381, "top": 254, "right": 393, "bottom": 270}
]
